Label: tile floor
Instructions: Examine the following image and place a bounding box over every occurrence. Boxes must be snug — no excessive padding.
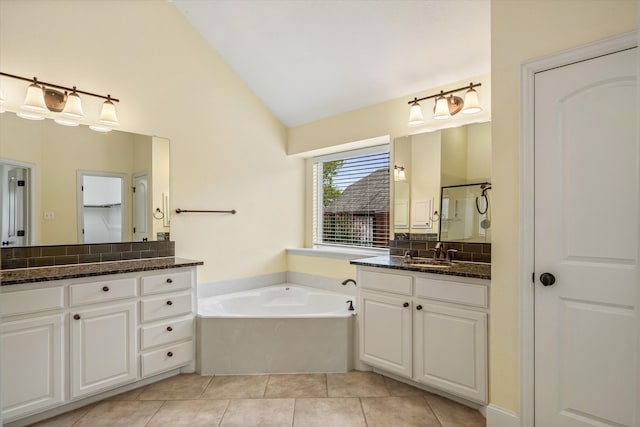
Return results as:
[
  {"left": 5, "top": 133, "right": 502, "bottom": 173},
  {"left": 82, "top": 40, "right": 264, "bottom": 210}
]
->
[{"left": 30, "top": 372, "right": 486, "bottom": 427}]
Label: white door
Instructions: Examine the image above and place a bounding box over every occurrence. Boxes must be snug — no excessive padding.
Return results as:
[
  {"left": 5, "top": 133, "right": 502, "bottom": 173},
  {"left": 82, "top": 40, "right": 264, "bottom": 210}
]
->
[
  {"left": 359, "top": 291, "right": 412, "bottom": 377},
  {"left": 132, "top": 173, "right": 149, "bottom": 241},
  {"left": 1, "top": 165, "right": 30, "bottom": 247},
  {"left": 70, "top": 302, "right": 137, "bottom": 399},
  {"left": 534, "top": 47, "right": 638, "bottom": 426},
  {"left": 78, "top": 172, "right": 127, "bottom": 243}
]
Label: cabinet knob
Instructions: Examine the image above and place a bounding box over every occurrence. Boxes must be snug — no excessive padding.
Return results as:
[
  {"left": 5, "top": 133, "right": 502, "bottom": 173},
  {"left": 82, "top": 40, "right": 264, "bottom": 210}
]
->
[
  {"left": 166, "top": 278, "right": 173, "bottom": 284},
  {"left": 403, "top": 302, "right": 409, "bottom": 308},
  {"left": 167, "top": 351, "right": 173, "bottom": 357},
  {"left": 166, "top": 326, "right": 173, "bottom": 332},
  {"left": 73, "top": 314, "right": 81, "bottom": 320},
  {"left": 166, "top": 300, "right": 173, "bottom": 306},
  {"left": 416, "top": 305, "right": 423, "bottom": 311},
  {"left": 102, "top": 286, "right": 109, "bottom": 292}
]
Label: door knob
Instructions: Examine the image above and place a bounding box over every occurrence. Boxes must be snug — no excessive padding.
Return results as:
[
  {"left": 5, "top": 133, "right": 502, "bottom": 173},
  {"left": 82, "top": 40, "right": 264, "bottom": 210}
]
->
[{"left": 540, "top": 273, "right": 556, "bottom": 287}]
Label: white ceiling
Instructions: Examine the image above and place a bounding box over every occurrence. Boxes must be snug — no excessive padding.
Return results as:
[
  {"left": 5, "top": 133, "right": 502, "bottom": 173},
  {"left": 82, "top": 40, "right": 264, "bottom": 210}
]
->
[{"left": 172, "top": 0, "right": 490, "bottom": 127}]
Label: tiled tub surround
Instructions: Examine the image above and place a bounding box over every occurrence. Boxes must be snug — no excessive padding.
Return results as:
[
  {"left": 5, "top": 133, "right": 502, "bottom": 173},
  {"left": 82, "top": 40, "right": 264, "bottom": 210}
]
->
[
  {"left": 1, "top": 241, "right": 175, "bottom": 270},
  {"left": 197, "top": 285, "right": 354, "bottom": 375},
  {"left": 390, "top": 237, "right": 491, "bottom": 264}
]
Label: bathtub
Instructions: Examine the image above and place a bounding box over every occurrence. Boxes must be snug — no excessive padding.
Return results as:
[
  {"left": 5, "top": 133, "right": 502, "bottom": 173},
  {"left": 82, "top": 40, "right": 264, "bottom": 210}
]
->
[{"left": 197, "top": 284, "right": 355, "bottom": 375}]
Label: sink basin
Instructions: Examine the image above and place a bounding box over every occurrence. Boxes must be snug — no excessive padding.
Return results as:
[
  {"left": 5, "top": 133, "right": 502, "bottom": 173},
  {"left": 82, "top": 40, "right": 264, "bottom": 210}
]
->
[{"left": 406, "top": 259, "right": 453, "bottom": 268}]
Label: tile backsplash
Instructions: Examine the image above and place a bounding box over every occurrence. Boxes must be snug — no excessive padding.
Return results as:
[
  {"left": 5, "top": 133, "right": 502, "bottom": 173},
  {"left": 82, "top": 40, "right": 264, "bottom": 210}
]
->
[
  {"left": 1, "top": 241, "right": 175, "bottom": 270},
  {"left": 390, "top": 233, "right": 490, "bottom": 263}
]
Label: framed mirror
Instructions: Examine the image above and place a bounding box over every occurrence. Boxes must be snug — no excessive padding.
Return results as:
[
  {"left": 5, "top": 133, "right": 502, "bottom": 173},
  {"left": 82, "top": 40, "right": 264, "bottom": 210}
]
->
[
  {"left": 393, "top": 121, "right": 491, "bottom": 243},
  {"left": 0, "top": 112, "right": 170, "bottom": 247}
]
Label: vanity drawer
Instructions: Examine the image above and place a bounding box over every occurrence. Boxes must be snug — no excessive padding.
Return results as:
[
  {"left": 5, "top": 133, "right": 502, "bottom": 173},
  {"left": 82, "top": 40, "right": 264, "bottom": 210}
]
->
[
  {"left": 141, "top": 292, "right": 192, "bottom": 323},
  {"left": 141, "top": 271, "right": 191, "bottom": 296},
  {"left": 415, "top": 277, "right": 488, "bottom": 308},
  {"left": 359, "top": 270, "right": 413, "bottom": 296},
  {"left": 141, "top": 317, "right": 193, "bottom": 350},
  {"left": 69, "top": 278, "right": 137, "bottom": 306},
  {"left": 141, "top": 340, "right": 193, "bottom": 377},
  {"left": 1, "top": 287, "right": 65, "bottom": 317}
]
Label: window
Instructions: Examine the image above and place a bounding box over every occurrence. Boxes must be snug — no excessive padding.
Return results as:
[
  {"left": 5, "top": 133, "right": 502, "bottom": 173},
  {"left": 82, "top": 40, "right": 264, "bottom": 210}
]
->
[{"left": 313, "top": 145, "right": 390, "bottom": 249}]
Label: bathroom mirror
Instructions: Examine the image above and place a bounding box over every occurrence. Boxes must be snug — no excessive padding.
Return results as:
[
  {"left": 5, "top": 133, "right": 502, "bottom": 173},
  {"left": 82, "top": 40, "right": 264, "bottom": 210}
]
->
[
  {"left": 440, "top": 182, "right": 491, "bottom": 243},
  {"left": 393, "top": 121, "right": 491, "bottom": 242},
  {"left": 0, "top": 112, "right": 171, "bottom": 247}
]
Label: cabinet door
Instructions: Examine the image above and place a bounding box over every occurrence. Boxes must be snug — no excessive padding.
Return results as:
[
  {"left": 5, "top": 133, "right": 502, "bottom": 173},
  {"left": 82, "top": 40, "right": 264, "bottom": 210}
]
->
[
  {"left": 359, "top": 291, "right": 412, "bottom": 377},
  {"left": 70, "top": 302, "right": 137, "bottom": 399},
  {"left": 414, "top": 302, "right": 487, "bottom": 403},
  {"left": 1, "top": 314, "right": 64, "bottom": 421}
]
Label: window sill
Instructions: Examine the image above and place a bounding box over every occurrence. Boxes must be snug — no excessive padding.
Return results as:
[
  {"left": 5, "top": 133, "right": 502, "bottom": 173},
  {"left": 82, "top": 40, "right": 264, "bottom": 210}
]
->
[{"left": 286, "top": 246, "right": 389, "bottom": 261}]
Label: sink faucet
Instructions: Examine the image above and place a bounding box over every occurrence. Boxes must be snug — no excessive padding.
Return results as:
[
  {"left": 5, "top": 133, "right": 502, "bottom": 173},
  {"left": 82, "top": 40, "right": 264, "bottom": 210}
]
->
[
  {"left": 341, "top": 278, "right": 357, "bottom": 287},
  {"left": 433, "top": 242, "right": 444, "bottom": 260},
  {"left": 403, "top": 250, "right": 413, "bottom": 263}
]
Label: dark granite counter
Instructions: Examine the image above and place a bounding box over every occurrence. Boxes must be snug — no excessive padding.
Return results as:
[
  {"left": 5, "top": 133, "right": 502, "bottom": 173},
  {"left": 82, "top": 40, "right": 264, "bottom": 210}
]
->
[
  {"left": 351, "top": 256, "right": 491, "bottom": 280},
  {"left": 0, "top": 257, "right": 203, "bottom": 286}
]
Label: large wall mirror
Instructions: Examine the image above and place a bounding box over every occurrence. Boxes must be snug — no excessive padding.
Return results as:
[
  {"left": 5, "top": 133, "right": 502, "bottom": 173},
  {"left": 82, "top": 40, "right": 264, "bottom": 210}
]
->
[
  {"left": 393, "top": 121, "right": 491, "bottom": 243},
  {"left": 0, "top": 112, "right": 170, "bottom": 247}
]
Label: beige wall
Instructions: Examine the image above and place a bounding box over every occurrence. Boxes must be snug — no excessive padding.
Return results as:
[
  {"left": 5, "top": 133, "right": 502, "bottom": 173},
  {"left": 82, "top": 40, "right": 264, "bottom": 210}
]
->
[
  {"left": 0, "top": 0, "right": 304, "bottom": 283},
  {"left": 490, "top": 0, "right": 637, "bottom": 413}
]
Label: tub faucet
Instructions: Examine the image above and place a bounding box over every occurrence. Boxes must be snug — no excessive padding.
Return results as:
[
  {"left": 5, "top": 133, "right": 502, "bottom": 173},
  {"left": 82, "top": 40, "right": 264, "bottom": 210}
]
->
[{"left": 341, "top": 278, "right": 357, "bottom": 287}]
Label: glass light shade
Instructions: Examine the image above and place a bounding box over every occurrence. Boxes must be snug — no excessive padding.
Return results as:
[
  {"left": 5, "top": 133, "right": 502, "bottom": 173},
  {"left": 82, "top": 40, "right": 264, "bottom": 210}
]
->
[
  {"left": 461, "top": 88, "right": 482, "bottom": 114},
  {"left": 62, "top": 91, "right": 84, "bottom": 118},
  {"left": 22, "top": 82, "right": 48, "bottom": 112},
  {"left": 16, "top": 111, "right": 45, "bottom": 120},
  {"left": 0, "top": 91, "right": 5, "bottom": 113},
  {"left": 433, "top": 95, "right": 451, "bottom": 120},
  {"left": 99, "top": 99, "right": 119, "bottom": 126},
  {"left": 408, "top": 102, "right": 424, "bottom": 125},
  {"left": 54, "top": 117, "right": 79, "bottom": 126},
  {"left": 89, "top": 124, "right": 112, "bottom": 133},
  {"left": 394, "top": 167, "right": 399, "bottom": 179},
  {"left": 397, "top": 168, "right": 406, "bottom": 181}
]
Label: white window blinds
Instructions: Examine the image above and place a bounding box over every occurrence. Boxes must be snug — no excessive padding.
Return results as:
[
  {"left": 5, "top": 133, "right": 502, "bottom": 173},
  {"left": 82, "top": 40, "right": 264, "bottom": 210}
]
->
[{"left": 313, "top": 145, "right": 390, "bottom": 249}]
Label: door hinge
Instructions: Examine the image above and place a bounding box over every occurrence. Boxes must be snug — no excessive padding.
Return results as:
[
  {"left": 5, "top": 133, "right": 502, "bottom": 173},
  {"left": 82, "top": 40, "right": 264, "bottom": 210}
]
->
[
  {"left": 82, "top": 228, "right": 84, "bottom": 234},
  {"left": 532, "top": 272, "right": 535, "bottom": 283},
  {"left": 81, "top": 185, "right": 84, "bottom": 191},
  {"left": 133, "top": 227, "right": 136, "bottom": 233},
  {"left": 17, "top": 180, "right": 25, "bottom": 187},
  {"left": 17, "top": 230, "right": 24, "bottom": 236},
  {"left": 132, "top": 186, "right": 136, "bottom": 193}
]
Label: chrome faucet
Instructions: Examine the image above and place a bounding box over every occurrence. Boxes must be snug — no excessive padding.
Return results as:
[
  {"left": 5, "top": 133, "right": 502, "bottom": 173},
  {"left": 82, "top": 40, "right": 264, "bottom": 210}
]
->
[
  {"left": 433, "top": 242, "right": 444, "bottom": 260},
  {"left": 403, "top": 250, "right": 413, "bottom": 263}
]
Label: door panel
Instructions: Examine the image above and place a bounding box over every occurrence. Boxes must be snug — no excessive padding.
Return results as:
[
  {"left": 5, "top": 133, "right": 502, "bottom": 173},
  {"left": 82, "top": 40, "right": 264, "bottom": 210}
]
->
[
  {"left": 132, "top": 173, "right": 148, "bottom": 241},
  {"left": 534, "top": 47, "right": 638, "bottom": 426}
]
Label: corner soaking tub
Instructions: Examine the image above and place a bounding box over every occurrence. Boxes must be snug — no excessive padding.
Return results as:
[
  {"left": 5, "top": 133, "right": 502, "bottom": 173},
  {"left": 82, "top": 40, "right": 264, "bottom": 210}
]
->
[{"left": 197, "top": 284, "right": 355, "bottom": 375}]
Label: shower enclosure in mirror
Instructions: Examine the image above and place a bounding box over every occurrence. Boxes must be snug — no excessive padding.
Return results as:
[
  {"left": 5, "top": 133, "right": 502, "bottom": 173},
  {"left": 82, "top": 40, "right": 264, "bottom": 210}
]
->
[
  {"left": 0, "top": 112, "right": 170, "bottom": 247},
  {"left": 440, "top": 182, "right": 491, "bottom": 243},
  {"left": 393, "top": 121, "right": 491, "bottom": 243}
]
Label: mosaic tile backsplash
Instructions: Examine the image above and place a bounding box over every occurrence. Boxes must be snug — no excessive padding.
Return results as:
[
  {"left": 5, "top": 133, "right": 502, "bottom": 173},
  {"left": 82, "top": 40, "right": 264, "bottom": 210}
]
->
[
  {"left": 1, "top": 241, "right": 175, "bottom": 270},
  {"left": 390, "top": 233, "right": 491, "bottom": 263}
]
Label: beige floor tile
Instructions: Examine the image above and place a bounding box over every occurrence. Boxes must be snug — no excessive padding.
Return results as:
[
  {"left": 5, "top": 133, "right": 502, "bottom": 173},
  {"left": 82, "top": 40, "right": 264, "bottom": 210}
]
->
[
  {"left": 293, "top": 398, "right": 366, "bottom": 427},
  {"left": 425, "top": 394, "right": 485, "bottom": 427},
  {"left": 145, "top": 399, "right": 229, "bottom": 427},
  {"left": 202, "top": 375, "right": 269, "bottom": 399},
  {"left": 220, "top": 398, "right": 294, "bottom": 427},
  {"left": 383, "top": 376, "right": 432, "bottom": 397},
  {"left": 73, "top": 401, "right": 163, "bottom": 427},
  {"left": 326, "top": 371, "right": 389, "bottom": 397},
  {"left": 265, "top": 374, "right": 327, "bottom": 398},
  {"left": 107, "top": 385, "right": 146, "bottom": 401},
  {"left": 28, "top": 404, "right": 95, "bottom": 427},
  {"left": 361, "top": 396, "right": 442, "bottom": 427},
  {"left": 137, "top": 374, "right": 212, "bottom": 400}
]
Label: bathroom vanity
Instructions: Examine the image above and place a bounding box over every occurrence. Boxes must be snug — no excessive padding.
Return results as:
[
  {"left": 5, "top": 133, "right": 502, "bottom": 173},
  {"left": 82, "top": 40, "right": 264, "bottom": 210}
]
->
[
  {"left": 352, "top": 256, "right": 490, "bottom": 404},
  {"left": 0, "top": 256, "right": 202, "bottom": 424}
]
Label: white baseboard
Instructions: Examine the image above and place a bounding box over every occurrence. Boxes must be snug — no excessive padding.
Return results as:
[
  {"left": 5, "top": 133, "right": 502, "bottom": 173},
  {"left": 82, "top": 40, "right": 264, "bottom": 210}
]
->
[{"left": 486, "top": 404, "right": 520, "bottom": 427}]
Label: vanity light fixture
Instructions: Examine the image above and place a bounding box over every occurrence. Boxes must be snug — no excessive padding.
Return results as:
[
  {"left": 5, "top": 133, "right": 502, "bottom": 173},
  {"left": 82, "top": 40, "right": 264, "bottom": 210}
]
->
[
  {"left": 394, "top": 165, "right": 406, "bottom": 181},
  {"left": 0, "top": 72, "right": 120, "bottom": 131},
  {"left": 407, "top": 82, "right": 482, "bottom": 125}
]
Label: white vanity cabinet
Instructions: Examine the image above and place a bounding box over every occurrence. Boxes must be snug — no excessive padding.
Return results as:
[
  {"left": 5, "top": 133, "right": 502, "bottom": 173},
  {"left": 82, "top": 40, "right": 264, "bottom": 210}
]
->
[
  {"left": 0, "top": 287, "right": 65, "bottom": 421},
  {"left": 357, "top": 266, "right": 489, "bottom": 404},
  {"left": 69, "top": 277, "right": 138, "bottom": 399},
  {"left": 0, "top": 265, "right": 197, "bottom": 424}
]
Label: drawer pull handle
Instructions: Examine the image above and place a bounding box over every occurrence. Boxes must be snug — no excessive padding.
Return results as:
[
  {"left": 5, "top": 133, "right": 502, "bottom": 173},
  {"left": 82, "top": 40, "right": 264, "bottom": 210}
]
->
[
  {"left": 167, "top": 351, "right": 173, "bottom": 357},
  {"left": 166, "top": 278, "right": 173, "bottom": 284},
  {"left": 73, "top": 314, "right": 81, "bottom": 320},
  {"left": 416, "top": 305, "right": 423, "bottom": 311},
  {"left": 403, "top": 302, "right": 409, "bottom": 308},
  {"left": 166, "top": 326, "right": 173, "bottom": 332},
  {"left": 102, "top": 286, "right": 109, "bottom": 292},
  {"left": 166, "top": 300, "right": 173, "bottom": 306}
]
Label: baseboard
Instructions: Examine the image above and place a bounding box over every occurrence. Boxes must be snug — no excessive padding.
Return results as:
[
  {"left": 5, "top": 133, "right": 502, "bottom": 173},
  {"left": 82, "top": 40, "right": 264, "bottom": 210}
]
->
[{"left": 486, "top": 404, "right": 520, "bottom": 427}]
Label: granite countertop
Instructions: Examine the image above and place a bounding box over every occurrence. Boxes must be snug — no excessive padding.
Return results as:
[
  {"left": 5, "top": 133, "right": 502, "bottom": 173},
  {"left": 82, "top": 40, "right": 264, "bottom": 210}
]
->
[
  {"left": 350, "top": 256, "right": 491, "bottom": 280},
  {"left": 0, "top": 257, "right": 204, "bottom": 286}
]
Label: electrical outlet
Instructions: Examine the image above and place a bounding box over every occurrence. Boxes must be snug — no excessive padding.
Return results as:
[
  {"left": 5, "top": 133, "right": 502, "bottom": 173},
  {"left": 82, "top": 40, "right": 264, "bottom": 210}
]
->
[{"left": 44, "top": 211, "right": 55, "bottom": 220}]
